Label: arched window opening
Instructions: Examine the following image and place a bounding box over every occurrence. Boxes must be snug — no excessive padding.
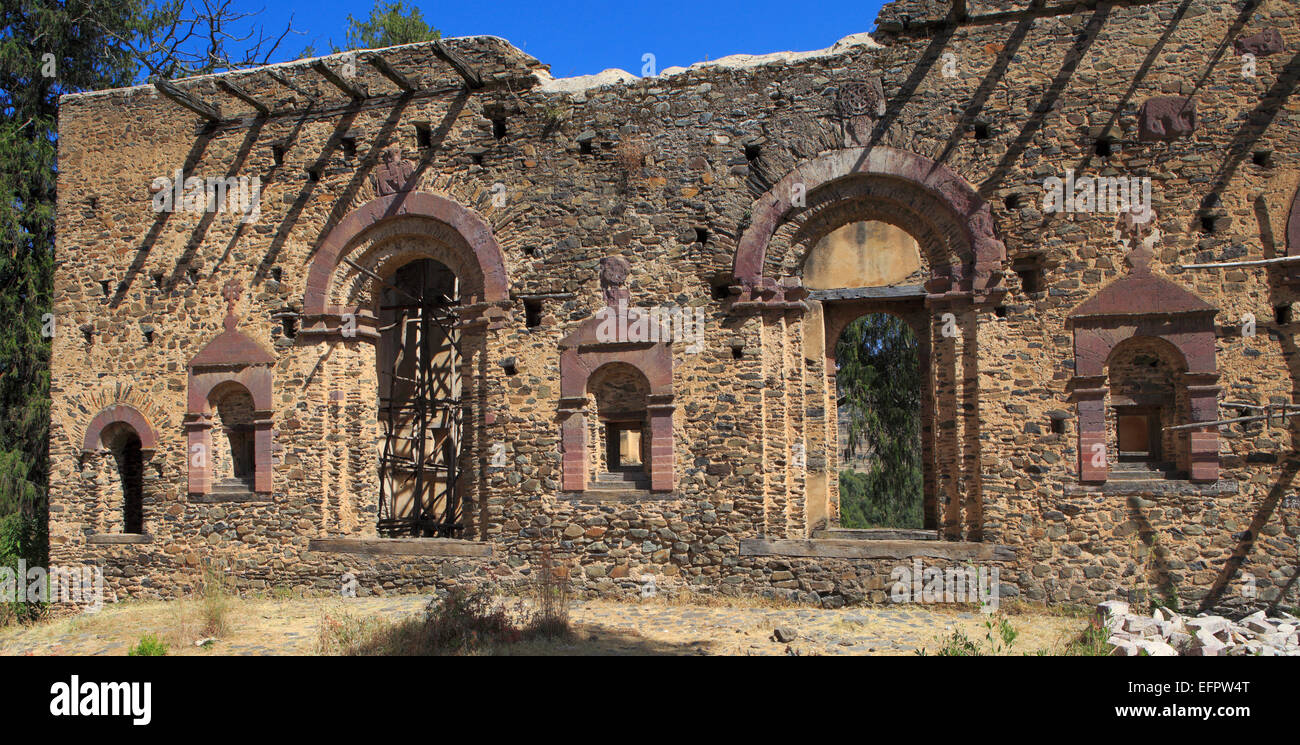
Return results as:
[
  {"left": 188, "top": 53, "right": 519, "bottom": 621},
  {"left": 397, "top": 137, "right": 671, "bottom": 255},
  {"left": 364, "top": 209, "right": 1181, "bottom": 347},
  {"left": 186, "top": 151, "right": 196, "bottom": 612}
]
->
[
  {"left": 210, "top": 383, "right": 257, "bottom": 492},
  {"left": 102, "top": 422, "right": 144, "bottom": 534},
  {"left": 834, "top": 313, "right": 924, "bottom": 529},
  {"left": 376, "top": 258, "right": 464, "bottom": 537},
  {"left": 587, "top": 363, "right": 651, "bottom": 492}
]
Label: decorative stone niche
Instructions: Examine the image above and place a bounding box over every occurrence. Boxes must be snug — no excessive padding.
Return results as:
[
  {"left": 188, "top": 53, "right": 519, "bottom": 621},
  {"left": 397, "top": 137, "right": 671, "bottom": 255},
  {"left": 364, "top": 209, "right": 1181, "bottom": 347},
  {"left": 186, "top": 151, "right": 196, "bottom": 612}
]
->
[
  {"left": 185, "top": 281, "right": 276, "bottom": 496},
  {"left": 1068, "top": 217, "right": 1219, "bottom": 484},
  {"left": 558, "top": 257, "right": 675, "bottom": 493}
]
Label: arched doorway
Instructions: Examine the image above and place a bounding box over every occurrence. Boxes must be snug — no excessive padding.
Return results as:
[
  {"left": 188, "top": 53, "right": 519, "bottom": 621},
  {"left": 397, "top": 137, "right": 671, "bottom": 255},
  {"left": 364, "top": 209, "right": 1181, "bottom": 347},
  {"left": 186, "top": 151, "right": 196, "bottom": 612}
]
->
[
  {"left": 375, "top": 257, "right": 464, "bottom": 537},
  {"left": 209, "top": 382, "right": 258, "bottom": 491},
  {"left": 834, "top": 312, "right": 924, "bottom": 529}
]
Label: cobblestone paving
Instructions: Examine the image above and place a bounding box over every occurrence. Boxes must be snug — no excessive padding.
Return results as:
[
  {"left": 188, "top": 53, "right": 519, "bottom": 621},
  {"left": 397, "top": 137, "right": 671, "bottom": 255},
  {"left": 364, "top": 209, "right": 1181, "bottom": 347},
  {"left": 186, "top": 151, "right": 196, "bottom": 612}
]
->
[{"left": 0, "top": 596, "right": 1086, "bottom": 656}]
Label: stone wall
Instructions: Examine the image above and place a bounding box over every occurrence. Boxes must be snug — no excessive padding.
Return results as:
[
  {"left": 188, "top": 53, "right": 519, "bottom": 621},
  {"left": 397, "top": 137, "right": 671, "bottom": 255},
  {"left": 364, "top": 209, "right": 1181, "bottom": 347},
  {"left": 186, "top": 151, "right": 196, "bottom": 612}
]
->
[{"left": 50, "top": 0, "right": 1300, "bottom": 613}]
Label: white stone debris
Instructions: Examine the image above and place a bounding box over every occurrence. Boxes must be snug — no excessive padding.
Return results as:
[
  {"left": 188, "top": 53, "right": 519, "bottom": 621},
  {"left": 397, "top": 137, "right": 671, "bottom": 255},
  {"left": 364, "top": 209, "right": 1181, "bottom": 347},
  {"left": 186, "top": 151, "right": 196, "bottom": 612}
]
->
[{"left": 1097, "top": 601, "right": 1300, "bottom": 657}]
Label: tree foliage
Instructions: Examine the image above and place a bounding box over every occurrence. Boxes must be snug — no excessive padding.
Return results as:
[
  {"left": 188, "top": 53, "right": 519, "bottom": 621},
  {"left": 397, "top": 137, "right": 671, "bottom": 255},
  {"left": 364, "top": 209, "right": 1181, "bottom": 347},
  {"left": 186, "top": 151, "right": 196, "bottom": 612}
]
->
[
  {"left": 336, "top": 1, "right": 440, "bottom": 53},
  {"left": 0, "top": 2, "right": 147, "bottom": 536},
  {"left": 834, "top": 313, "right": 923, "bottom": 529}
]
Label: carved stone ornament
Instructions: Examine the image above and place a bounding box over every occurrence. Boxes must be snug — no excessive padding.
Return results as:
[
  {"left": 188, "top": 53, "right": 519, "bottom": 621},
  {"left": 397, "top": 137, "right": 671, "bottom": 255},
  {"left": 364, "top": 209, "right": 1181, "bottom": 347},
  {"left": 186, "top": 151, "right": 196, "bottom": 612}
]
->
[
  {"left": 369, "top": 144, "right": 415, "bottom": 196},
  {"left": 835, "top": 78, "right": 887, "bottom": 148},
  {"left": 599, "top": 255, "right": 631, "bottom": 307}
]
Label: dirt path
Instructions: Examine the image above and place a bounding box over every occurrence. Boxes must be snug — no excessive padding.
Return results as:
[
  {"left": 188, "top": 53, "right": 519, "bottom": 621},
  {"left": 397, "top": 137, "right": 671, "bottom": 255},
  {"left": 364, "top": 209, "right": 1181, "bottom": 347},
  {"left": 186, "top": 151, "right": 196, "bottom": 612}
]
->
[{"left": 0, "top": 594, "right": 1088, "bottom": 656}]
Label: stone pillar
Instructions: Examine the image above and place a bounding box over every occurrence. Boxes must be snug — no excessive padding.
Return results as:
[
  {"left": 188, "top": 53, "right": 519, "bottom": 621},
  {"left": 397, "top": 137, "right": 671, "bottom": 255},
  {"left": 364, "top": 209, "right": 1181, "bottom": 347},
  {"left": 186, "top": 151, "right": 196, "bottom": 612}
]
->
[
  {"left": 184, "top": 413, "right": 212, "bottom": 495},
  {"left": 559, "top": 398, "right": 586, "bottom": 492},
  {"left": 253, "top": 411, "right": 274, "bottom": 493},
  {"left": 1074, "top": 379, "right": 1108, "bottom": 483},
  {"left": 1186, "top": 377, "right": 1220, "bottom": 482},
  {"left": 647, "top": 397, "right": 675, "bottom": 492}
]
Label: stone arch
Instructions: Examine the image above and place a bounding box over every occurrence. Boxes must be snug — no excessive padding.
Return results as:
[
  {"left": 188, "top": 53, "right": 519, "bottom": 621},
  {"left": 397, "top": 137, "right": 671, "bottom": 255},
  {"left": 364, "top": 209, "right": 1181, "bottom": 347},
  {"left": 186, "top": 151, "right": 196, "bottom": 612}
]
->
[
  {"left": 732, "top": 146, "right": 1005, "bottom": 301},
  {"left": 302, "top": 192, "right": 511, "bottom": 336},
  {"left": 82, "top": 404, "right": 157, "bottom": 455},
  {"left": 83, "top": 404, "right": 155, "bottom": 535}
]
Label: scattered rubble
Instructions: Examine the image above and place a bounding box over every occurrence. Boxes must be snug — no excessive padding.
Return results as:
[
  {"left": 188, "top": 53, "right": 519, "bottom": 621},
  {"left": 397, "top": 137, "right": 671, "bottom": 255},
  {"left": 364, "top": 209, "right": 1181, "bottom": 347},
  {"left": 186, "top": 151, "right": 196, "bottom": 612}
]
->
[{"left": 1097, "top": 601, "right": 1300, "bottom": 657}]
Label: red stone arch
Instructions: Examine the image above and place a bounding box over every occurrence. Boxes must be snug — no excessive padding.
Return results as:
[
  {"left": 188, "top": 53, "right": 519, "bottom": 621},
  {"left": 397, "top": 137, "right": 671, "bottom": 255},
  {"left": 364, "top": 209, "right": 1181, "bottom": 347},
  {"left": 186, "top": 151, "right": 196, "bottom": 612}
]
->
[
  {"left": 302, "top": 191, "right": 511, "bottom": 335},
  {"left": 82, "top": 404, "right": 158, "bottom": 455},
  {"left": 558, "top": 308, "right": 675, "bottom": 492},
  {"left": 731, "top": 146, "right": 1005, "bottom": 303}
]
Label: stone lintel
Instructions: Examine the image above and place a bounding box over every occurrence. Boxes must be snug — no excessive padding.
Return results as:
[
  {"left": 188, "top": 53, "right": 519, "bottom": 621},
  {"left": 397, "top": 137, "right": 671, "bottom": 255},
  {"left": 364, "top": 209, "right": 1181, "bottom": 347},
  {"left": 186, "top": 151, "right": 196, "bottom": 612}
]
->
[{"left": 87, "top": 533, "right": 153, "bottom": 545}]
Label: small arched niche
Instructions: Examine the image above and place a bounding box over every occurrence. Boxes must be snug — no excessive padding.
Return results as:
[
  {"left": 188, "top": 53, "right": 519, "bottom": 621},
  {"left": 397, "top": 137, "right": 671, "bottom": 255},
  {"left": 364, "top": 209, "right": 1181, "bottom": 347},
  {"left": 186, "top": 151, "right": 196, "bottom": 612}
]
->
[
  {"left": 100, "top": 422, "right": 145, "bottom": 534},
  {"left": 586, "top": 362, "right": 652, "bottom": 489}
]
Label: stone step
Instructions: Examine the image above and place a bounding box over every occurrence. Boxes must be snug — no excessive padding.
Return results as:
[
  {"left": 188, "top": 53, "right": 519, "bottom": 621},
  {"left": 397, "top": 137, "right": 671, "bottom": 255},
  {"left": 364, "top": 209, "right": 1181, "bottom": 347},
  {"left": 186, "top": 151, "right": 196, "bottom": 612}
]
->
[{"left": 594, "top": 471, "right": 649, "bottom": 485}]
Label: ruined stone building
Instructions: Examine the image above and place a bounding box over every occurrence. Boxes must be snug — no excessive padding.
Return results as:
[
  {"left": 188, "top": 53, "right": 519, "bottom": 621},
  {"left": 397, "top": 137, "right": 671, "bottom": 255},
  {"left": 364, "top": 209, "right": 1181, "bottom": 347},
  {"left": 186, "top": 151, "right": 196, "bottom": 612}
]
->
[{"left": 49, "top": 0, "right": 1300, "bottom": 612}]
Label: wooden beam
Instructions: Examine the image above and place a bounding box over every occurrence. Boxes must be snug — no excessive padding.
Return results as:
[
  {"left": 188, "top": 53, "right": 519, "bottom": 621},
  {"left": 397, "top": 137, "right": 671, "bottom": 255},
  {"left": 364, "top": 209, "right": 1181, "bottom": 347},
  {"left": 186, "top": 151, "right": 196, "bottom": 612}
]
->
[
  {"left": 268, "top": 69, "right": 311, "bottom": 98},
  {"left": 311, "top": 59, "right": 367, "bottom": 101},
  {"left": 153, "top": 79, "right": 221, "bottom": 122},
  {"left": 432, "top": 40, "right": 483, "bottom": 89},
  {"left": 215, "top": 78, "right": 269, "bottom": 116},
  {"left": 365, "top": 53, "right": 417, "bottom": 92},
  {"left": 307, "top": 537, "right": 491, "bottom": 557},
  {"left": 1182, "top": 255, "right": 1300, "bottom": 269}
]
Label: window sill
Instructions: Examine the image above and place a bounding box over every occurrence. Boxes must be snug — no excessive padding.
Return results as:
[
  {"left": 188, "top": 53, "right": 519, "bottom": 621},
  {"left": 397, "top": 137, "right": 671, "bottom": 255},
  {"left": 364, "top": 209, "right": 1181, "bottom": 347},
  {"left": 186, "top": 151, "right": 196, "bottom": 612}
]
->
[
  {"left": 190, "top": 491, "right": 272, "bottom": 503},
  {"left": 87, "top": 533, "right": 152, "bottom": 545},
  {"left": 560, "top": 490, "right": 676, "bottom": 503},
  {"left": 1065, "top": 479, "right": 1238, "bottom": 497}
]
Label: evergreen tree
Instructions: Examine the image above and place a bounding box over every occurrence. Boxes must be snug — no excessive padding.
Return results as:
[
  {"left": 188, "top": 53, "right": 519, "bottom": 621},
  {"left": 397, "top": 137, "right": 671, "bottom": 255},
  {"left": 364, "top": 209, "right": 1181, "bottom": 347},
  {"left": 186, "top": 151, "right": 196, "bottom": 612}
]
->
[{"left": 834, "top": 313, "right": 923, "bottom": 529}]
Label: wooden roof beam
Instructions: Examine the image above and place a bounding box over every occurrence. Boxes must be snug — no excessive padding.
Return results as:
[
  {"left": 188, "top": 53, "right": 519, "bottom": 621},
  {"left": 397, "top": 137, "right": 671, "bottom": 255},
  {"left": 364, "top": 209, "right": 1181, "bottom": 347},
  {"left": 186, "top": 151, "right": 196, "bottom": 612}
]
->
[
  {"left": 311, "top": 60, "right": 368, "bottom": 101},
  {"left": 432, "top": 40, "right": 483, "bottom": 89},
  {"left": 215, "top": 78, "right": 269, "bottom": 116},
  {"left": 364, "top": 54, "right": 417, "bottom": 93},
  {"left": 154, "top": 79, "right": 221, "bottom": 122},
  {"left": 268, "top": 69, "right": 311, "bottom": 98}
]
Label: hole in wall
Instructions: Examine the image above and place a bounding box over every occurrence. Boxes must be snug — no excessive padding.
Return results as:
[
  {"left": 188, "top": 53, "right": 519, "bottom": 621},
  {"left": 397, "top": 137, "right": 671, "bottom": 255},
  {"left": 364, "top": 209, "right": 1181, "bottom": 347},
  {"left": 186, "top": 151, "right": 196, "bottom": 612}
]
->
[
  {"left": 271, "top": 143, "right": 285, "bottom": 166},
  {"left": 415, "top": 122, "right": 432, "bottom": 149},
  {"left": 142, "top": 328, "right": 154, "bottom": 345},
  {"left": 271, "top": 266, "right": 282, "bottom": 283},
  {"left": 151, "top": 272, "right": 164, "bottom": 290},
  {"left": 1004, "top": 193, "right": 1022, "bottom": 210},
  {"left": 973, "top": 122, "right": 991, "bottom": 140},
  {"left": 340, "top": 134, "right": 357, "bottom": 158},
  {"left": 1049, "top": 416, "right": 1066, "bottom": 435},
  {"left": 524, "top": 299, "right": 543, "bottom": 328},
  {"left": 1200, "top": 214, "right": 1218, "bottom": 233},
  {"left": 1013, "top": 254, "right": 1045, "bottom": 295},
  {"left": 731, "top": 346, "right": 744, "bottom": 360},
  {"left": 694, "top": 227, "right": 709, "bottom": 244},
  {"left": 1275, "top": 305, "right": 1292, "bottom": 325},
  {"left": 994, "top": 306, "right": 1008, "bottom": 318},
  {"left": 1252, "top": 150, "right": 1273, "bottom": 167},
  {"left": 744, "top": 143, "right": 762, "bottom": 161},
  {"left": 1095, "top": 136, "right": 1113, "bottom": 157},
  {"left": 501, "top": 356, "right": 518, "bottom": 375},
  {"left": 307, "top": 166, "right": 321, "bottom": 182},
  {"left": 492, "top": 117, "right": 507, "bottom": 140},
  {"left": 99, "top": 280, "right": 110, "bottom": 296},
  {"left": 579, "top": 140, "right": 593, "bottom": 155}
]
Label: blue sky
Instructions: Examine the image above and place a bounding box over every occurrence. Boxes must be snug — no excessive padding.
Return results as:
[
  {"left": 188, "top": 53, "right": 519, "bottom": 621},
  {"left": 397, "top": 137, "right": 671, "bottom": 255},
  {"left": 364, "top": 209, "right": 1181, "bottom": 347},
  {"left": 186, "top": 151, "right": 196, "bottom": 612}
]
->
[{"left": 237, "top": 0, "right": 887, "bottom": 78}]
